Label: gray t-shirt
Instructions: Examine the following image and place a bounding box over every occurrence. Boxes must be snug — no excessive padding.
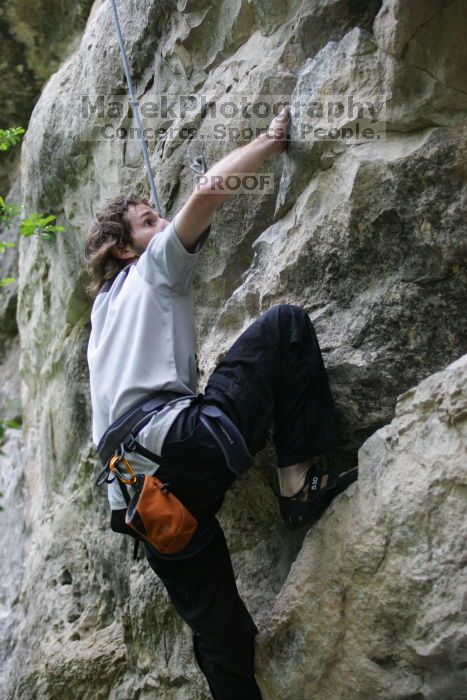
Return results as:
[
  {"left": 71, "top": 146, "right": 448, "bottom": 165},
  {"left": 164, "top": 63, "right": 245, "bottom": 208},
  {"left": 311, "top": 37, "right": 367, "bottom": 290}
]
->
[{"left": 87, "top": 220, "right": 208, "bottom": 509}]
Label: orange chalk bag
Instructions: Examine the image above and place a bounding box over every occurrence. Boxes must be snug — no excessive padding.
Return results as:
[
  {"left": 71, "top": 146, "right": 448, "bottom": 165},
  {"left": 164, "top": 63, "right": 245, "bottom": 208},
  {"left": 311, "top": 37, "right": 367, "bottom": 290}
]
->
[{"left": 108, "top": 454, "right": 198, "bottom": 555}]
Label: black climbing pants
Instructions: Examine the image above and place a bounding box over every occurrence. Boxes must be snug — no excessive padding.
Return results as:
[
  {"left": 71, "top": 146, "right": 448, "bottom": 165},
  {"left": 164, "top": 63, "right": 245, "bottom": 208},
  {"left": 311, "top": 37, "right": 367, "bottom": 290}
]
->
[{"left": 144, "top": 303, "right": 340, "bottom": 700}]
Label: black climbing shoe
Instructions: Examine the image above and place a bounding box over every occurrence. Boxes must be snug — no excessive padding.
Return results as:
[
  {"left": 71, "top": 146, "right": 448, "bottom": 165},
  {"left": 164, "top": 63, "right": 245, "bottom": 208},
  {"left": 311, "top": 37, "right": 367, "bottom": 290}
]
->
[{"left": 277, "top": 466, "right": 358, "bottom": 530}]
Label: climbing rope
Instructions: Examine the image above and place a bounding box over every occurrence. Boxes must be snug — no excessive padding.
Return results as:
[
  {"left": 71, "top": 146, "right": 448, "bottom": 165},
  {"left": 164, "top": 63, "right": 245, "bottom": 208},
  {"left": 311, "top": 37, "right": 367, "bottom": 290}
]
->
[{"left": 109, "top": 0, "right": 162, "bottom": 214}]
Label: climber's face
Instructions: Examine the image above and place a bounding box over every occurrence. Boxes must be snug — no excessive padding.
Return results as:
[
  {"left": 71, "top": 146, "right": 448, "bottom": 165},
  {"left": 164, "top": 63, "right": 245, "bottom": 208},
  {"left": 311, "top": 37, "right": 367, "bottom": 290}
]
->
[{"left": 119, "top": 203, "right": 170, "bottom": 259}]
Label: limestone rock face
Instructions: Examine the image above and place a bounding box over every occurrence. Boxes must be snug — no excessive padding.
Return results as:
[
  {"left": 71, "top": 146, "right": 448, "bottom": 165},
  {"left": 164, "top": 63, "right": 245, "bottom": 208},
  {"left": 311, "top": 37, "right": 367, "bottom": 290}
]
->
[
  {"left": 0, "top": 177, "right": 21, "bottom": 347},
  {"left": 0, "top": 0, "right": 95, "bottom": 193},
  {"left": 235, "top": 122, "right": 467, "bottom": 451},
  {"left": 257, "top": 354, "right": 467, "bottom": 700},
  {"left": 0, "top": 340, "right": 25, "bottom": 694},
  {"left": 0, "top": 0, "right": 466, "bottom": 698}
]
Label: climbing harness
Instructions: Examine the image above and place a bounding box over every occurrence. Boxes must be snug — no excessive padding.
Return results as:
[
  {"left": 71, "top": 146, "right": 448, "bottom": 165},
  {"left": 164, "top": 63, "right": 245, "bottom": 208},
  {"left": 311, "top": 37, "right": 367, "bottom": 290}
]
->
[
  {"left": 95, "top": 391, "right": 188, "bottom": 470},
  {"left": 96, "top": 390, "right": 254, "bottom": 556},
  {"left": 96, "top": 391, "right": 254, "bottom": 485}
]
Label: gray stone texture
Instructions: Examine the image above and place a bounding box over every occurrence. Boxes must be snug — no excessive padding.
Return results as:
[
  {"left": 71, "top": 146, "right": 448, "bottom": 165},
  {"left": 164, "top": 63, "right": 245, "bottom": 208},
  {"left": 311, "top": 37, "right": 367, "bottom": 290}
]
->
[
  {"left": 0, "top": 0, "right": 466, "bottom": 698},
  {"left": 0, "top": 0, "right": 95, "bottom": 193}
]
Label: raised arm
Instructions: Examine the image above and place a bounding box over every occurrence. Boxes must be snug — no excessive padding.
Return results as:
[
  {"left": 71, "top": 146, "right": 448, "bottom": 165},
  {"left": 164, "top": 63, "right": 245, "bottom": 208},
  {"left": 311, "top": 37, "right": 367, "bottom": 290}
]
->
[{"left": 174, "top": 106, "right": 290, "bottom": 249}]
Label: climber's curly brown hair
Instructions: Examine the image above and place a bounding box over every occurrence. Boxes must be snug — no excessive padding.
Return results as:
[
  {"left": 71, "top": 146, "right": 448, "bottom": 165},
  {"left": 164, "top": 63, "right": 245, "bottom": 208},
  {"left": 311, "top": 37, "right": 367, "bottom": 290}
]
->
[{"left": 84, "top": 193, "right": 149, "bottom": 299}]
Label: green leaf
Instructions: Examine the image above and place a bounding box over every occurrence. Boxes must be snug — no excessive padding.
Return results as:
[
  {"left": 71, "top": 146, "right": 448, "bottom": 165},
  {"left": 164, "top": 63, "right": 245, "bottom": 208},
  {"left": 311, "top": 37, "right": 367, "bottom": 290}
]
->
[
  {"left": 20, "top": 212, "right": 65, "bottom": 241},
  {"left": 0, "top": 277, "right": 16, "bottom": 286},
  {"left": 19, "top": 222, "right": 36, "bottom": 237},
  {"left": 40, "top": 225, "right": 65, "bottom": 239},
  {"left": 0, "top": 241, "right": 16, "bottom": 254},
  {"left": 0, "top": 197, "right": 21, "bottom": 228},
  {"left": 5, "top": 419, "right": 21, "bottom": 429},
  {"left": 20, "top": 214, "right": 44, "bottom": 237},
  {"left": 0, "top": 127, "right": 25, "bottom": 151},
  {"left": 40, "top": 215, "right": 55, "bottom": 226}
]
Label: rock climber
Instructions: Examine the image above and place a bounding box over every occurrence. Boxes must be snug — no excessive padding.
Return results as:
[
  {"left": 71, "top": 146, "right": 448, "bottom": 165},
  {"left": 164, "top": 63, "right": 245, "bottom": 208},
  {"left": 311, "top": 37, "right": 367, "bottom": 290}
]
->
[{"left": 85, "top": 105, "right": 357, "bottom": 700}]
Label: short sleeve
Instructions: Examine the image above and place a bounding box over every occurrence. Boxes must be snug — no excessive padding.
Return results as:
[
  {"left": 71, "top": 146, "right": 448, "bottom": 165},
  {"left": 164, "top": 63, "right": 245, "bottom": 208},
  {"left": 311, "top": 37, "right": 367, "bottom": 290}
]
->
[{"left": 137, "top": 220, "right": 209, "bottom": 294}]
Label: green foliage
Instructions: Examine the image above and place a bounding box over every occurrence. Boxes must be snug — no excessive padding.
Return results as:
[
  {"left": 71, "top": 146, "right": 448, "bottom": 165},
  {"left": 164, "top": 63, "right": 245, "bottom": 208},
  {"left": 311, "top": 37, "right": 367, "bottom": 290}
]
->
[
  {"left": 0, "top": 126, "right": 65, "bottom": 241},
  {"left": 0, "top": 417, "right": 22, "bottom": 463},
  {"left": 0, "top": 241, "right": 16, "bottom": 254},
  {"left": 0, "top": 195, "right": 22, "bottom": 228},
  {"left": 0, "top": 418, "right": 21, "bottom": 431},
  {"left": 0, "top": 127, "right": 25, "bottom": 151},
  {"left": 20, "top": 213, "right": 65, "bottom": 241},
  {"left": 0, "top": 126, "right": 66, "bottom": 300}
]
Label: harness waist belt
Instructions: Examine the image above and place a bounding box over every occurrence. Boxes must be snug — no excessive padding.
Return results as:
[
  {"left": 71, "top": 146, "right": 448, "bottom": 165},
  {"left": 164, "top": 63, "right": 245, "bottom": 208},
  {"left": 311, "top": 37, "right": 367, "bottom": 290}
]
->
[
  {"left": 97, "top": 391, "right": 191, "bottom": 465},
  {"left": 96, "top": 392, "right": 254, "bottom": 478}
]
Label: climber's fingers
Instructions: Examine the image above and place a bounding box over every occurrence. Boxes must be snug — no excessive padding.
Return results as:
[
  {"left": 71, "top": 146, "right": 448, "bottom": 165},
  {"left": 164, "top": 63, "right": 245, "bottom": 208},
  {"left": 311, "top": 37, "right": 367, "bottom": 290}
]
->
[{"left": 265, "top": 104, "right": 291, "bottom": 148}]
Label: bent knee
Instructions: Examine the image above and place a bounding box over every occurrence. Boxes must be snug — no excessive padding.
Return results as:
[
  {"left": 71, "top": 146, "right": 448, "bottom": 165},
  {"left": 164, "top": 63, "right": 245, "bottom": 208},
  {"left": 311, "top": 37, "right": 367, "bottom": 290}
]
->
[{"left": 263, "top": 303, "right": 310, "bottom": 326}]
